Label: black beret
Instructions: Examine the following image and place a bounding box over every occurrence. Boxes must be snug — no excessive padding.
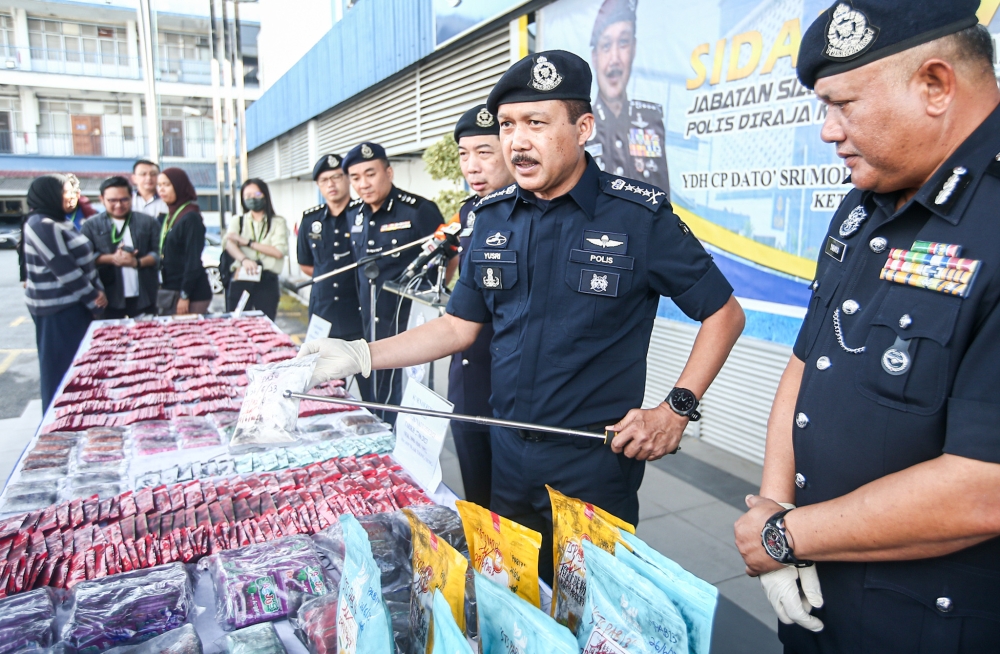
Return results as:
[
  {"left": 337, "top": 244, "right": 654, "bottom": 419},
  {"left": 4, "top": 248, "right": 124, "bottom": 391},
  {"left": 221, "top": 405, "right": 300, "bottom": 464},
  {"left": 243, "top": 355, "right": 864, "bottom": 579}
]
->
[
  {"left": 797, "top": 0, "right": 979, "bottom": 90},
  {"left": 486, "top": 50, "right": 593, "bottom": 116},
  {"left": 453, "top": 104, "right": 499, "bottom": 142},
  {"left": 312, "top": 153, "right": 343, "bottom": 181},
  {"left": 342, "top": 141, "right": 388, "bottom": 173},
  {"left": 590, "top": 0, "right": 637, "bottom": 48}
]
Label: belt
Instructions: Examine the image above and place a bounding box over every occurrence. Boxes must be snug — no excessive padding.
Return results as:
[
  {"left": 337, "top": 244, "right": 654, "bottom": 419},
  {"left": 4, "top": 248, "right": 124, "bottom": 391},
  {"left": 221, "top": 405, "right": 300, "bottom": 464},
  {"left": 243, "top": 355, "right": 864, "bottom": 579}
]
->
[{"left": 516, "top": 421, "right": 616, "bottom": 443}]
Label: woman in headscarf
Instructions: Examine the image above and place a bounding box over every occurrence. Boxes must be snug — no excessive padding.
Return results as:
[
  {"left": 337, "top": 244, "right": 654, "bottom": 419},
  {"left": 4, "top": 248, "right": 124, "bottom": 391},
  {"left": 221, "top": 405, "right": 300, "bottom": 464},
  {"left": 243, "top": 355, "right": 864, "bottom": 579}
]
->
[
  {"left": 22, "top": 174, "right": 107, "bottom": 412},
  {"left": 156, "top": 167, "right": 213, "bottom": 315}
]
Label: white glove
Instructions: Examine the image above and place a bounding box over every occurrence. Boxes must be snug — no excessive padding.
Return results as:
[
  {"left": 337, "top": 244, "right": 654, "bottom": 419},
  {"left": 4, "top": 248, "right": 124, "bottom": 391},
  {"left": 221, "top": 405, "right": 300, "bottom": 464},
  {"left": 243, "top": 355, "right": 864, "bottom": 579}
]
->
[
  {"left": 297, "top": 338, "right": 372, "bottom": 388},
  {"left": 759, "top": 503, "right": 824, "bottom": 632}
]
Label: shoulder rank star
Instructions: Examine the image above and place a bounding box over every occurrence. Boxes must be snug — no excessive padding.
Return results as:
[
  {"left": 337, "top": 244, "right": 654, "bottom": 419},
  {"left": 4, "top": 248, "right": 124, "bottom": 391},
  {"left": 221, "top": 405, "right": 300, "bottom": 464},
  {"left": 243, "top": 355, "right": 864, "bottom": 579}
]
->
[
  {"left": 839, "top": 205, "right": 868, "bottom": 237},
  {"left": 586, "top": 234, "right": 624, "bottom": 249},
  {"left": 609, "top": 177, "right": 666, "bottom": 206}
]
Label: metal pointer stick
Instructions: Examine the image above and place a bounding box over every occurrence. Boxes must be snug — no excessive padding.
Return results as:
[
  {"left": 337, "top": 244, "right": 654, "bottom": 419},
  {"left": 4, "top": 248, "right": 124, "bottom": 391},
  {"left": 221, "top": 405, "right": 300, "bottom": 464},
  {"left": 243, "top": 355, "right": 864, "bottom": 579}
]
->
[
  {"left": 283, "top": 391, "right": 616, "bottom": 444},
  {"left": 295, "top": 234, "right": 435, "bottom": 290}
]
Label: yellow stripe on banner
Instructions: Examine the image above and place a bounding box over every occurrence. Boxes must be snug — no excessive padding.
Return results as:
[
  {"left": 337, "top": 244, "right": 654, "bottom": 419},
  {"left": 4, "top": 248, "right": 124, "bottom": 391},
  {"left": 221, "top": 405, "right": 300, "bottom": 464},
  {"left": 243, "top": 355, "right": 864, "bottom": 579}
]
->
[
  {"left": 672, "top": 205, "right": 818, "bottom": 281},
  {"left": 518, "top": 15, "right": 528, "bottom": 59},
  {"left": 978, "top": 0, "right": 1000, "bottom": 25}
]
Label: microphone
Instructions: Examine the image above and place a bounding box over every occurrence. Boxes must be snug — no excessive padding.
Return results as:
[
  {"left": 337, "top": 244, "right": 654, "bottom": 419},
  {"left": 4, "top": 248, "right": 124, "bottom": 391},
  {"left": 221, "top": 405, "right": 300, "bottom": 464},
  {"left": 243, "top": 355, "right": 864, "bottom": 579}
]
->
[{"left": 400, "top": 222, "right": 462, "bottom": 281}]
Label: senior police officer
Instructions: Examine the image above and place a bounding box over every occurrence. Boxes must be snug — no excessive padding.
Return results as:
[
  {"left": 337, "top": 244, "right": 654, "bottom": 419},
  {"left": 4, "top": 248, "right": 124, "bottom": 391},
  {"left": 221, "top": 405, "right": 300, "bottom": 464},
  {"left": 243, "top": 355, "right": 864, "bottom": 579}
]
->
[
  {"left": 302, "top": 51, "right": 745, "bottom": 580},
  {"left": 445, "top": 104, "right": 516, "bottom": 508},
  {"left": 342, "top": 142, "right": 443, "bottom": 411},
  {"left": 733, "top": 2, "right": 1000, "bottom": 651},
  {"left": 587, "top": 0, "right": 669, "bottom": 192}
]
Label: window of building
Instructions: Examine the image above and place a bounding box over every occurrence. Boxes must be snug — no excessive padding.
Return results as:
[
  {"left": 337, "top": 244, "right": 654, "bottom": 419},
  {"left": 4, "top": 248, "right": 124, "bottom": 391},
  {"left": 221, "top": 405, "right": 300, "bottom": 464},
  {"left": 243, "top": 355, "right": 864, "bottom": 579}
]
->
[
  {"left": 0, "top": 14, "right": 14, "bottom": 59},
  {"left": 27, "top": 18, "right": 129, "bottom": 67}
]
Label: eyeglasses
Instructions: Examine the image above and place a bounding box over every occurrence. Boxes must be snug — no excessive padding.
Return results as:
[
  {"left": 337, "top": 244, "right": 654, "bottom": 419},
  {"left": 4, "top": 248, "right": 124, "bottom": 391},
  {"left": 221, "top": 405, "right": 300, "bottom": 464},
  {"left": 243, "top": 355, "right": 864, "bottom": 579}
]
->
[
  {"left": 104, "top": 198, "right": 131, "bottom": 205},
  {"left": 317, "top": 175, "right": 345, "bottom": 186}
]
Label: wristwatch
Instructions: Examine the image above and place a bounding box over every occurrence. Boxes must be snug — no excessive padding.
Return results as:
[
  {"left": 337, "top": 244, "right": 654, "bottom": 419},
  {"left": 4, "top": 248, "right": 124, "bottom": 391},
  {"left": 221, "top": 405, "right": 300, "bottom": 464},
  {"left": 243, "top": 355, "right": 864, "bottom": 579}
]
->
[
  {"left": 761, "top": 509, "right": 813, "bottom": 567},
  {"left": 666, "top": 387, "right": 701, "bottom": 421},
  {"left": 180, "top": 290, "right": 189, "bottom": 300}
]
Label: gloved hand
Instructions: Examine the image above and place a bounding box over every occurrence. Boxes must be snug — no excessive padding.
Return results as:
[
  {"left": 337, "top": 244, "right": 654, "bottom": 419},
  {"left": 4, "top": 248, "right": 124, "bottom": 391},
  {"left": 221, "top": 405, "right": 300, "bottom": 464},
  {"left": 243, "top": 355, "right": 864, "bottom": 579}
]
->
[
  {"left": 297, "top": 338, "right": 372, "bottom": 388},
  {"left": 759, "top": 502, "right": 824, "bottom": 632}
]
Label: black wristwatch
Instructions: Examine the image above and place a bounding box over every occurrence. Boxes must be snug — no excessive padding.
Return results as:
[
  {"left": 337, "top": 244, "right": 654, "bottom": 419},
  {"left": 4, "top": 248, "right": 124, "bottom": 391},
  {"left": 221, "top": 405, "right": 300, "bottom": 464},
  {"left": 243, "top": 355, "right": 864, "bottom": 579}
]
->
[
  {"left": 666, "top": 387, "right": 701, "bottom": 421},
  {"left": 761, "top": 509, "right": 813, "bottom": 567}
]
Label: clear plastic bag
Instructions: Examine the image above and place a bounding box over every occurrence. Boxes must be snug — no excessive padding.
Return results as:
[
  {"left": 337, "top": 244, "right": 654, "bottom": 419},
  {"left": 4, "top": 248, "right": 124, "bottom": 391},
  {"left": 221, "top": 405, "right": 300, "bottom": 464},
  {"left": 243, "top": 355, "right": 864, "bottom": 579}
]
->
[
  {"left": 0, "top": 588, "right": 57, "bottom": 654},
  {"left": 0, "top": 482, "right": 59, "bottom": 514},
  {"left": 208, "top": 535, "right": 331, "bottom": 630},
  {"left": 61, "top": 563, "right": 194, "bottom": 654},
  {"left": 229, "top": 355, "right": 318, "bottom": 451},
  {"left": 104, "top": 624, "right": 203, "bottom": 654},
  {"left": 223, "top": 623, "right": 287, "bottom": 654},
  {"left": 577, "top": 540, "right": 688, "bottom": 654},
  {"left": 292, "top": 593, "right": 339, "bottom": 654}
]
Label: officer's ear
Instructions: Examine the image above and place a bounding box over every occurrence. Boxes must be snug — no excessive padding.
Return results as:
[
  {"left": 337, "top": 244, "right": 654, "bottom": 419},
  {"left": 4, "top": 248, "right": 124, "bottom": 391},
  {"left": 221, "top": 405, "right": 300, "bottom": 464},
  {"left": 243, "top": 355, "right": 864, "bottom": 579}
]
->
[
  {"left": 384, "top": 161, "right": 394, "bottom": 183},
  {"left": 575, "top": 112, "right": 595, "bottom": 147}
]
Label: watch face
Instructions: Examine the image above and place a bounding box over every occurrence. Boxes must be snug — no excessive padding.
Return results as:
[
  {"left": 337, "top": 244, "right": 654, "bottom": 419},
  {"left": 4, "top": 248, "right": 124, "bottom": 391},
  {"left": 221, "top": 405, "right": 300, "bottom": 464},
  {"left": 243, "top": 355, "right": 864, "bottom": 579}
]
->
[
  {"left": 762, "top": 524, "right": 788, "bottom": 561},
  {"left": 670, "top": 388, "right": 696, "bottom": 413}
]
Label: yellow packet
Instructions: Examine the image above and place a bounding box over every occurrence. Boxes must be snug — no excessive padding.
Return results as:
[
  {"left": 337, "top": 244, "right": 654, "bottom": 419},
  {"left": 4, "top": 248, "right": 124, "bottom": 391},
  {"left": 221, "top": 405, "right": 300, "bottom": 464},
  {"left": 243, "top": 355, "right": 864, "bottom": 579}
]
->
[
  {"left": 547, "top": 485, "right": 635, "bottom": 632},
  {"left": 455, "top": 500, "right": 543, "bottom": 607},
  {"left": 406, "top": 509, "right": 469, "bottom": 654}
]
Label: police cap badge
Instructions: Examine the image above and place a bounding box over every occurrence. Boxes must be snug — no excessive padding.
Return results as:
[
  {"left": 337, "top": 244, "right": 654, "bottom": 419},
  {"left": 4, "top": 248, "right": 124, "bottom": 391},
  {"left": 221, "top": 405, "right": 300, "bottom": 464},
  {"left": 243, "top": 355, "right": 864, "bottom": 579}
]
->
[
  {"left": 343, "top": 142, "right": 388, "bottom": 174},
  {"left": 486, "top": 50, "right": 593, "bottom": 115},
  {"left": 453, "top": 104, "right": 500, "bottom": 142},
  {"left": 312, "top": 153, "right": 343, "bottom": 181}
]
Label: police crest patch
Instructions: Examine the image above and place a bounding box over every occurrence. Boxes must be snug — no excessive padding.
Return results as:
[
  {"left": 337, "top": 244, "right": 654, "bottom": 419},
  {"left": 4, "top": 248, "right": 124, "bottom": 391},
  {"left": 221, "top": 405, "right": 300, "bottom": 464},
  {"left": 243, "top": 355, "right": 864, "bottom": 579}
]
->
[
  {"left": 311, "top": 221, "right": 322, "bottom": 234},
  {"left": 590, "top": 273, "right": 609, "bottom": 293},
  {"left": 327, "top": 154, "right": 340, "bottom": 169},
  {"left": 530, "top": 56, "right": 563, "bottom": 92},
  {"left": 476, "top": 108, "right": 495, "bottom": 128},
  {"left": 839, "top": 205, "right": 867, "bottom": 237},
  {"left": 824, "top": 2, "right": 879, "bottom": 60}
]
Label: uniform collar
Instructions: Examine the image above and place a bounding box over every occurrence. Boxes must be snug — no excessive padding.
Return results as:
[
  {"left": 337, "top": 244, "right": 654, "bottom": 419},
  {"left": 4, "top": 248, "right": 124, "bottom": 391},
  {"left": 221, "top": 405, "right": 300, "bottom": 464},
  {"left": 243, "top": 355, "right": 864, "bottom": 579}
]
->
[
  {"left": 364, "top": 186, "right": 397, "bottom": 216},
  {"left": 511, "top": 154, "right": 600, "bottom": 220},
  {"left": 906, "top": 101, "right": 1000, "bottom": 225}
]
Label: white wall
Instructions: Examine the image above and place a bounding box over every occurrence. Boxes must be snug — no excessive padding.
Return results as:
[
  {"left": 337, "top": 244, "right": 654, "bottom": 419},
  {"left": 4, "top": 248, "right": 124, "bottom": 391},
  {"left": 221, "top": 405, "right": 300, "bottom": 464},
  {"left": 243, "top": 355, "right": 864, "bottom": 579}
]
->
[{"left": 255, "top": 0, "right": 332, "bottom": 91}]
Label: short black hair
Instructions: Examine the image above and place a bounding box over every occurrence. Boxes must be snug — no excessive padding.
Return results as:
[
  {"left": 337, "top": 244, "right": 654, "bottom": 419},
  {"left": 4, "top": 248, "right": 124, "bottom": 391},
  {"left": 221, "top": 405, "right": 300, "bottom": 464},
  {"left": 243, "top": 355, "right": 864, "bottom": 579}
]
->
[
  {"left": 952, "top": 24, "right": 995, "bottom": 73},
  {"left": 562, "top": 99, "right": 593, "bottom": 125},
  {"left": 100, "top": 176, "right": 133, "bottom": 196},
  {"left": 132, "top": 159, "right": 159, "bottom": 173}
]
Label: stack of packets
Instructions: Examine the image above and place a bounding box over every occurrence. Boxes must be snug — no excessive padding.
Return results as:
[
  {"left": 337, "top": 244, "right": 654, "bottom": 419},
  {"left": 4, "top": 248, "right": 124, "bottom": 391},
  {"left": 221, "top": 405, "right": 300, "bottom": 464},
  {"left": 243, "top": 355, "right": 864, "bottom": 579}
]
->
[
  {"left": 0, "top": 453, "right": 432, "bottom": 598},
  {"left": 881, "top": 240, "right": 981, "bottom": 297}
]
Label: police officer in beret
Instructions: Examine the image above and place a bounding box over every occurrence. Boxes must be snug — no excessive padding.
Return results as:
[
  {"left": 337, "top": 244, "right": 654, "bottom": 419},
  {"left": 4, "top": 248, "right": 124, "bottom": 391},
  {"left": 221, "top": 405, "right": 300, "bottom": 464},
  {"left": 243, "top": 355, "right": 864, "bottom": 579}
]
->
[
  {"left": 302, "top": 50, "right": 744, "bottom": 580},
  {"left": 733, "top": 1, "right": 1000, "bottom": 650},
  {"left": 342, "top": 141, "right": 443, "bottom": 412},
  {"left": 444, "top": 104, "right": 516, "bottom": 508},
  {"left": 587, "top": 0, "right": 669, "bottom": 193}
]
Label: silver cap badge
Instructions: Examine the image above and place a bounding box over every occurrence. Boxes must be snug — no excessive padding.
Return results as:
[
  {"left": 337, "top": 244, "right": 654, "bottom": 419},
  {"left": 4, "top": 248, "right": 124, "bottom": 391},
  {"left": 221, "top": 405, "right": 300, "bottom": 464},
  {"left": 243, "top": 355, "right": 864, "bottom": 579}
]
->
[
  {"left": 475, "top": 108, "right": 495, "bottom": 128},
  {"left": 530, "top": 56, "right": 562, "bottom": 92},
  {"left": 361, "top": 144, "right": 374, "bottom": 159},
  {"left": 825, "top": 3, "right": 879, "bottom": 60},
  {"left": 327, "top": 155, "right": 339, "bottom": 169}
]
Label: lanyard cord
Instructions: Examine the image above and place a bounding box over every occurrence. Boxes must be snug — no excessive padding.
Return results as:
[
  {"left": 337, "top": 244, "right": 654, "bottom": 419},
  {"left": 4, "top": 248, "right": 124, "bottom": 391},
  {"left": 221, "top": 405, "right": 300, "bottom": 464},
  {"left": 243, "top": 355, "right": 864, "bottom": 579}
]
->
[
  {"left": 159, "top": 201, "right": 191, "bottom": 254},
  {"left": 111, "top": 212, "right": 131, "bottom": 246}
]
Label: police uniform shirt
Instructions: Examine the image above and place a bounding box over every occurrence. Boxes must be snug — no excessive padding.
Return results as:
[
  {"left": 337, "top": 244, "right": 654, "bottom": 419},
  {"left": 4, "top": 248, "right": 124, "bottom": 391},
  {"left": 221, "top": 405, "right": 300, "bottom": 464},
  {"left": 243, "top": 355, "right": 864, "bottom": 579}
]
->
[
  {"left": 447, "top": 155, "right": 731, "bottom": 428},
  {"left": 448, "top": 196, "right": 495, "bottom": 422},
  {"left": 296, "top": 203, "right": 364, "bottom": 340},
  {"left": 589, "top": 96, "right": 670, "bottom": 194},
  {"left": 348, "top": 186, "right": 443, "bottom": 338},
  {"left": 786, "top": 104, "right": 1000, "bottom": 651}
]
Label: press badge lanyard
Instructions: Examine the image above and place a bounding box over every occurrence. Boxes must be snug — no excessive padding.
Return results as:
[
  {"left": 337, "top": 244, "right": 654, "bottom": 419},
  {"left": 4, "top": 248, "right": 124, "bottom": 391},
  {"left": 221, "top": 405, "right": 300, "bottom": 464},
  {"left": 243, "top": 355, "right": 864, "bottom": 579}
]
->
[
  {"left": 159, "top": 201, "right": 191, "bottom": 254},
  {"left": 111, "top": 212, "right": 131, "bottom": 246},
  {"left": 248, "top": 216, "right": 265, "bottom": 262}
]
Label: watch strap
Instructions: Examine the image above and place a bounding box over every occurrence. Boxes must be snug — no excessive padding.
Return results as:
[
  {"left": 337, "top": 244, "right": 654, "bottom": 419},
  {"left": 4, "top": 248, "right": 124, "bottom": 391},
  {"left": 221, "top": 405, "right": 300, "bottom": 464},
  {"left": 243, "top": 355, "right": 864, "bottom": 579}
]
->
[{"left": 762, "top": 508, "right": 813, "bottom": 567}]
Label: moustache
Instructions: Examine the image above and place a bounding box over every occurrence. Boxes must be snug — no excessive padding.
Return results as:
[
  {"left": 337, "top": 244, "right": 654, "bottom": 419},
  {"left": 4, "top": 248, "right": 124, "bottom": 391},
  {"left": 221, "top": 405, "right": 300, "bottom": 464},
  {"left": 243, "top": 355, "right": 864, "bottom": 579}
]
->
[
  {"left": 511, "top": 154, "right": 539, "bottom": 166},
  {"left": 605, "top": 66, "right": 624, "bottom": 79}
]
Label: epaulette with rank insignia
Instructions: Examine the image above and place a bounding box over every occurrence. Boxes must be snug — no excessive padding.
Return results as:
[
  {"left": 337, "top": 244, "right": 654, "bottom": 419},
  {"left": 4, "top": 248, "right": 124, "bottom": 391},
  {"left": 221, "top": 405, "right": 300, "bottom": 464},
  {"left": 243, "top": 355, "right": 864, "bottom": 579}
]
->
[
  {"left": 301, "top": 204, "right": 323, "bottom": 217},
  {"left": 599, "top": 175, "right": 668, "bottom": 211},
  {"left": 396, "top": 191, "right": 417, "bottom": 206},
  {"left": 474, "top": 183, "right": 517, "bottom": 208},
  {"left": 630, "top": 99, "right": 664, "bottom": 115}
]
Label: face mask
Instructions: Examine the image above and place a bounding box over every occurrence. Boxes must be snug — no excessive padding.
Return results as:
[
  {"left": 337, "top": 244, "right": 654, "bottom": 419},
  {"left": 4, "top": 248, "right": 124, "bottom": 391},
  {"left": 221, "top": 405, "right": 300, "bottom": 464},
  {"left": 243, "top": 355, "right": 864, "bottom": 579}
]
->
[{"left": 245, "top": 196, "right": 266, "bottom": 212}]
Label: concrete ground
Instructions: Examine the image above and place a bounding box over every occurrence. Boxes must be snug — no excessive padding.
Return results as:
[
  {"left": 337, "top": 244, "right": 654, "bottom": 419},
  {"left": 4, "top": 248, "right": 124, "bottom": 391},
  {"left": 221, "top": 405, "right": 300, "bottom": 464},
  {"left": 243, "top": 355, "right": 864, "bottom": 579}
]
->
[{"left": 0, "top": 261, "right": 782, "bottom": 651}]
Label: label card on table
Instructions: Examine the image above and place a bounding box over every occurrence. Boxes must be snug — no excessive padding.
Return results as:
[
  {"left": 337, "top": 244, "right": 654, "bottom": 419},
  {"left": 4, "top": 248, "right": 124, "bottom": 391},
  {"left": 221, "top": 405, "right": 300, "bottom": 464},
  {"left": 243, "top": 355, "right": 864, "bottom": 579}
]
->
[
  {"left": 305, "top": 314, "right": 333, "bottom": 343},
  {"left": 233, "top": 290, "right": 251, "bottom": 318},
  {"left": 392, "top": 380, "right": 453, "bottom": 492}
]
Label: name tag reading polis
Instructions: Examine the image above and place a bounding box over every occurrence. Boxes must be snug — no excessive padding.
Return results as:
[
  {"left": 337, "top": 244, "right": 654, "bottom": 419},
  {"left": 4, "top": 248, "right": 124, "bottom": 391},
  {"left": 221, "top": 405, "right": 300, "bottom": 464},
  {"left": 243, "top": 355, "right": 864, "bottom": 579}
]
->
[{"left": 569, "top": 249, "right": 634, "bottom": 270}]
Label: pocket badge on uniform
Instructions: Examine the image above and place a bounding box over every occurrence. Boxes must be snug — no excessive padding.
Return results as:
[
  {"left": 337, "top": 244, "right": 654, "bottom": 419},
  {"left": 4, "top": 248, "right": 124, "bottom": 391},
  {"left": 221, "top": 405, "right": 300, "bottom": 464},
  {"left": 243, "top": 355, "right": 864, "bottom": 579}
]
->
[
  {"left": 482, "top": 266, "right": 503, "bottom": 289},
  {"left": 583, "top": 230, "right": 628, "bottom": 254},
  {"left": 484, "top": 231, "right": 511, "bottom": 248},
  {"left": 578, "top": 269, "right": 620, "bottom": 297}
]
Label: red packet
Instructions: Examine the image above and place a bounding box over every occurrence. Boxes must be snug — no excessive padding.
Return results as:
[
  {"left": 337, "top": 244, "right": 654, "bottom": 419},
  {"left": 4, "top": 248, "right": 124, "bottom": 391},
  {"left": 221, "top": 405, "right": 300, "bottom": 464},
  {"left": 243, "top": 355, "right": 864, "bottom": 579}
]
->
[
  {"left": 134, "top": 513, "right": 148, "bottom": 539},
  {"left": 235, "top": 522, "right": 250, "bottom": 547},
  {"left": 82, "top": 495, "right": 100, "bottom": 524},
  {"left": 264, "top": 512, "right": 283, "bottom": 539},
  {"left": 119, "top": 491, "right": 137, "bottom": 518},
  {"left": 183, "top": 481, "right": 204, "bottom": 509},
  {"left": 108, "top": 496, "right": 120, "bottom": 521},
  {"left": 69, "top": 499, "right": 85, "bottom": 528},
  {"left": 207, "top": 502, "right": 226, "bottom": 526},
  {"left": 202, "top": 481, "right": 219, "bottom": 505},
  {"left": 97, "top": 498, "right": 112, "bottom": 523},
  {"left": 233, "top": 498, "right": 253, "bottom": 522},
  {"left": 117, "top": 543, "right": 133, "bottom": 572},
  {"left": 159, "top": 534, "right": 174, "bottom": 564},
  {"left": 120, "top": 517, "right": 136, "bottom": 542},
  {"left": 84, "top": 549, "right": 96, "bottom": 580},
  {"left": 168, "top": 529, "right": 182, "bottom": 561},
  {"left": 219, "top": 497, "right": 236, "bottom": 523},
  {"left": 152, "top": 486, "right": 171, "bottom": 513},
  {"left": 195, "top": 504, "right": 210, "bottom": 527},
  {"left": 247, "top": 518, "right": 265, "bottom": 544},
  {"left": 257, "top": 516, "right": 274, "bottom": 542},
  {"left": 37, "top": 505, "right": 58, "bottom": 533},
  {"left": 184, "top": 507, "right": 197, "bottom": 530},
  {"left": 146, "top": 512, "right": 162, "bottom": 538},
  {"left": 105, "top": 546, "right": 119, "bottom": 576},
  {"left": 124, "top": 538, "right": 141, "bottom": 570},
  {"left": 66, "top": 551, "right": 87, "bottom": 588},
  {"left": 135, "top": 487, "right": 155, "bottom": 514},
  {"left": 214, "top": 478, "right": 231, "bottom": 499}
]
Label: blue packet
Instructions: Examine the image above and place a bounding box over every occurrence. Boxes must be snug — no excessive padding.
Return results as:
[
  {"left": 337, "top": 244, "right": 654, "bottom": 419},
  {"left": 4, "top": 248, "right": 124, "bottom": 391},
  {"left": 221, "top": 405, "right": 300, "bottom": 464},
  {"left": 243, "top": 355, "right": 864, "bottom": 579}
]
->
[
  {"left": 431, "top": 589, "right": 472, "bottom": 654},
  {"left": 475, "top": 572, "right": 577, "bottom": 654},
  {"left": 578, "top": 540, "right": 688, "bottom": 654},
  {"left": 337, "top": 514, "right": 394, "bottom": 654},
  {"left": 615, "top": 532, "right": 718, "bottom": 654}
]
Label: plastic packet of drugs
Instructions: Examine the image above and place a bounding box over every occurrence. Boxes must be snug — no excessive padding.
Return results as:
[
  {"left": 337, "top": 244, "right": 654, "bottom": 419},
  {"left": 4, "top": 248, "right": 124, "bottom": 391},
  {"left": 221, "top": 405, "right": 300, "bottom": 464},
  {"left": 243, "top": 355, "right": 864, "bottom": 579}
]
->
[{"left": 229, "top": 355, "right": 318, "bottom": 451}]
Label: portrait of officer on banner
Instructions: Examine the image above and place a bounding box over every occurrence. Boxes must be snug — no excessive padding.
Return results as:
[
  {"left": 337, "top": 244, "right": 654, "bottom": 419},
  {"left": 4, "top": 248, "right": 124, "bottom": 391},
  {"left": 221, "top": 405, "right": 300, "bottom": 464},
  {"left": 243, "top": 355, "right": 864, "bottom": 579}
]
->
[{"left": 586, "top": 0, "right": 670, "bottom": 195}]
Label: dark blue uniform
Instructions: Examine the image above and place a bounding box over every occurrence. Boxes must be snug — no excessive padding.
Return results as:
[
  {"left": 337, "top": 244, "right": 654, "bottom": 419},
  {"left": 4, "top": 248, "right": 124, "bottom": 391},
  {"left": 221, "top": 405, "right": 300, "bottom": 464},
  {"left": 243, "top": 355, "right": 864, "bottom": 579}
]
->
[
  {"left": 349, "top": 186, "right": 443, "bottom": 408},
  {"left": 297, "top": 202, "right": 366, "bottom": 340},
  {"left": 447, "top": 156, "right": 733, "bottom": 580},
  {"left": 784, "top": 105, "right": 1000, "bottom": 652},
  {"left": 448, "top": 196, "right": 495, "bottom": 508}
]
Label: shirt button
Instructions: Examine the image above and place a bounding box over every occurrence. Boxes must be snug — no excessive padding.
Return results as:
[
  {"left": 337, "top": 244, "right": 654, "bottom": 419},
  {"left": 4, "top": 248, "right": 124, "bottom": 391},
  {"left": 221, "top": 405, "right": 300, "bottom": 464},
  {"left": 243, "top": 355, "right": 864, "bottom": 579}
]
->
[
  {"left": 899, "top": 314, "right": 912, "bottom": 329},
  {"left": 391, "top": 239, "right": 397, "bottom": 245},
  {"left": 368, "top": 240, "right": 375, "bottom": 246},
  {"left": 615, "top": 166, "right": 624, "bottom": 175},
  {"left": 935, "top": 597, "right": 953, "bottom": 613},
  {"left": 333, "top": 283, "right": 339, "bottom": 288},
  {"left": 374, "top": 317, "right": 380, "bottom": 323},
  {"left": 462, "top": 359, "right": 469, "bottom": 366},
  {"left": 795, "top": 473, "right": 806, "bottom": 489},
  {"left": 810, "top": 279, "right": 819, "bottom": 291},
  {"left": 334, "top": 296, "right": 339, "bottom": 301},
  {"left": 796, "top": 412, "right": 809, "bottom": 428},
  {"left": 842, "top": 299, "right": 860, "bottom": 315},
  {"left": 334, "top": 241, "right": 339, "bottom": 246},
  {"left": 615, "top": 139, "right": 623, "bottom": 148},
  {"left": 816, "top": 356, "right": 831, "bottom": 370}
]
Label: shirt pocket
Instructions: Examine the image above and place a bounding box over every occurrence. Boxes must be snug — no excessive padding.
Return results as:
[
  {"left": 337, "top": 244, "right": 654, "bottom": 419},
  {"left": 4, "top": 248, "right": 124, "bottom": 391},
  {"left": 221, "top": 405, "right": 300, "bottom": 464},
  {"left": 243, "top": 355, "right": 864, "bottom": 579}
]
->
[
  {"left": 798, "top": 266, "right": 844, "bottom": 359},
  {"left": 854, "top": 287, "right": 960, "bottom": 415},
  {"left": 472, "top": 250, "right": 523, "bottom": 338},
  {"left": 560, "top": 253, "right": 635, "bottom": 339}
]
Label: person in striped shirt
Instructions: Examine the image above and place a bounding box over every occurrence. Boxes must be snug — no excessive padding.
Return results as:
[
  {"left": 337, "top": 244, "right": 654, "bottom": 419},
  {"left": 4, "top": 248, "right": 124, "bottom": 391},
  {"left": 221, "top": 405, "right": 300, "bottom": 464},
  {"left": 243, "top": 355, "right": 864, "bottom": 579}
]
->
[{"left": 22, "top": 174, "right": 107, "bottom": 412}]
